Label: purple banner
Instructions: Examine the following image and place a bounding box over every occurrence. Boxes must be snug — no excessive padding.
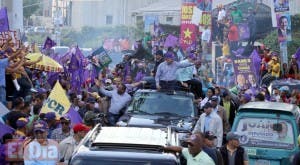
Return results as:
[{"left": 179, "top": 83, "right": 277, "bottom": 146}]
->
[
  {"left": 164, "top": 34, "right": 178, "bottom": 48},
  {"left": 0, "top": 7, "right": 9, "bottom": 32}
]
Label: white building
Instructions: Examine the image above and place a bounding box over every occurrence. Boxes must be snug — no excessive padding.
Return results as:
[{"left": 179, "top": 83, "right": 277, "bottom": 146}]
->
[
  {"left": 132, "top": 0, "right": 181, "bottom": 26},
  {"left": 0, "top": 0, "right": 23, "bottom": 32},
  {"left": 69, "top": 0, "right": 160, "bottom": 29}
]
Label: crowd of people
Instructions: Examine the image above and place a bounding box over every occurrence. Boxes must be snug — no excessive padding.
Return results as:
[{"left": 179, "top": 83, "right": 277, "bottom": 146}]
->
[{"left": 1, "top": 6, "right": 300, "bottom": 164}]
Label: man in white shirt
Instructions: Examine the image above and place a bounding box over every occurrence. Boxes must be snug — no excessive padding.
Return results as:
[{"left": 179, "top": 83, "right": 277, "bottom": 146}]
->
[
  {"left": 193, "top": 102, "right": 223, "bottom": 147},
  {"left": 201, "top": 26, "right": 211, "bottom": 59}
]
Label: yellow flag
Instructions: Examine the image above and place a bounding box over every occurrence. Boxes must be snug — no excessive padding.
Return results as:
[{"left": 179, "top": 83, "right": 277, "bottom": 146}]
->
[{"left": 40, "top": 81, "right": 71, "bottom": 117}]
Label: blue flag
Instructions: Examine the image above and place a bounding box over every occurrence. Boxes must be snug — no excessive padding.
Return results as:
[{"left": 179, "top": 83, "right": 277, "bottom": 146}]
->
[{"left": 0, "top": 7, "right": 9, "bottom": 32}]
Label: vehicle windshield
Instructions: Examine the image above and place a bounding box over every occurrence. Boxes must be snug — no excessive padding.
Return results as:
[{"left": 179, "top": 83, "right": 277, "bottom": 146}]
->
[
  {"left": 127, "top": 92, "right": 194, "bottom": 117},
  {"left": 71, "top": 159, "right": 177, "bottom": 165},
  {"left": 235, "top": 117, "right": 295, "bottom": 150}
]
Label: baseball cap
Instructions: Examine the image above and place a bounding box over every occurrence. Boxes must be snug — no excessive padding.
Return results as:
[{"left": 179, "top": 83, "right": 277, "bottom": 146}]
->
[
  {"left": 16, "top": 117, "right": 29, "bottom": 128},
  {"left": 84, "top": 111, "right": 97, "bottom": 125},
  {"left": 33, "top": 120, "right": 49, "bottom": 132},
  {"left": 44, "top": 112, "right": 57, "bottom": 121},
  {"left": 210, "top": 96, "right": 218, "bottom": 102},
  {"left": 164, "top": 52, "right": 174, "bottom": 59},
  {"left": 73, "top": 123, "right": 90, "bottom": 133},
  {"left": 188, "top": 53, "right": 196, "bottom": 60},
  {"left": 185, "top": 134, "right": 201, "bottom": 146},
  {"left": 226, "top": 132, "right": 241, "bottom": 141},
  {"left": 204, "top": 131, "right": 217, "bottom": 140},
  {"left": 203, "top": 102, "right": 213, "bottom": 109},
  {"left": 156, "top": 50, "right": 163, "bottom": 56}
]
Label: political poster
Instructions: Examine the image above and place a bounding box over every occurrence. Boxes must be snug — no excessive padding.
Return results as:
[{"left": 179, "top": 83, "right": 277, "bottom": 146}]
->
[
  {"left": 180, "top": 3, "right": 198, "bottom": 50},
  {"left": 274, "top": 0, "right": 289, "bottom": 13},
  {"left": 40, "top": 81, "right": 71, "bottom": 117},
  {"left": 277, "top": 13, "right": 292, "bottom": 42},
  {"left": 91, "top": 46, "right": 112, "bottom": 68},
  {"left": 164, "top": 34, "right": 178, "bottom": 48},
  {"left": 233, "top": 58, "right": 257, "bottom": 88},
  {"left": 236, "top": 118, "right": 294, "bottom": 150},
  {"left": 196, "top": 0, "right": 212, "bottom": 11}
]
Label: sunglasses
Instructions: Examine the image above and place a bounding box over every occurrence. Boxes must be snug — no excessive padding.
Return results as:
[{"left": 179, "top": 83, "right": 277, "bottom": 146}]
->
[{"left": 61, "top": 122, "right": 70, "bottom": 125}]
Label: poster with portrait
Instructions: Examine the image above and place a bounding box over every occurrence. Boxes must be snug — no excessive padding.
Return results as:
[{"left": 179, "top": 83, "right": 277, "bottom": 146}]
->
[
  {"left": 277, "top": 13, "right": 292, "bottom": 42},
  {"left": 274, "top": 0, "right": 289, "bottom": 13},
  {"left": 233, "top": 58, "right": 257, "bottom": 88},
  {"left": 236, "top": 118, "right": 294, "bottom": 150}
]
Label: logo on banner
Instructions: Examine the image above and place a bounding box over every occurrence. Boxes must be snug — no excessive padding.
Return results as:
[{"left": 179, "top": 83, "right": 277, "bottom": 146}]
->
[{"left": 40, "top": 81, "right": 71, "bottom": 116}]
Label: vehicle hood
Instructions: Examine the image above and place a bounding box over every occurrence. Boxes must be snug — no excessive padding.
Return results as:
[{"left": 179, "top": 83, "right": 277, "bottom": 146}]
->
[{"left": 118, "top": 114, "right": 195, "bottom": 131}]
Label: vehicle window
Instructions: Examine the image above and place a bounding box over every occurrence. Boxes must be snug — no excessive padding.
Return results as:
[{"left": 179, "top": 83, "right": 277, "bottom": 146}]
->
[
  {"left": 127, "top": 92, "right": 194, "bottom": 117},
  {"left": 71, "top": 159, "right": 177, "bottom": 165},
  {"left": 235, "top": 118, "right": 295, "bottom": 150}
]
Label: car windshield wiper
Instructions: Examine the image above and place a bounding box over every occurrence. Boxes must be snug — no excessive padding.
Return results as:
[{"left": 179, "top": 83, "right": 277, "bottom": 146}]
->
[{"left": 153, "top": 112, "right": 180, "bottom": 116}]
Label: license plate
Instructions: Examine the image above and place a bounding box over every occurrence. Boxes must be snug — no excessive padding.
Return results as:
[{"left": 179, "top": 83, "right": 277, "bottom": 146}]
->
[
  {"left": 255, "top": 160, "right": 270, "bottom": 165},
  {"left": 247, "top": 148, "right": 256, "bottom": 155}
]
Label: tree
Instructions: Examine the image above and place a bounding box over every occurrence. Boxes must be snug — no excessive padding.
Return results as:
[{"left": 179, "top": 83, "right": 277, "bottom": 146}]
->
[{"left": 23, "top": 0, "right": 40, "bottom": 26}]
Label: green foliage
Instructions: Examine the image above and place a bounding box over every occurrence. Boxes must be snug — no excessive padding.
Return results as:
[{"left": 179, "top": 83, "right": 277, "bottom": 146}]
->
[
  {"left": 23, "top": 0, "right": 40, "bottom": 19},
  {"left": 260, "top": 14, "right": 300, "bottom": 58}
]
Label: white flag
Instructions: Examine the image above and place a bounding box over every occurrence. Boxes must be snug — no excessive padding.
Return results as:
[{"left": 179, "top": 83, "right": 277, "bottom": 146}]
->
[{"left": 191, "top": 6, "right": 202, "bottom": 25}]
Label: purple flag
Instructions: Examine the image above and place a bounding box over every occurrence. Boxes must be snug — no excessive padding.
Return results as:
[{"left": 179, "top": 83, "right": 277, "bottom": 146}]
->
[
  {"left": 43, "top": 36, "right": 56, "bottom": 49},
  {"left": 67, "top": 107, "right": 82, "bottom": 127},
  {"left": 295, "top": 47, "right": 300, "bottom": 68},
  {"left": 164, "top": 34, "right": 178, "bottom": 48},
  {"left": 0, "top": 122, "right": 14, "bottom": 139},
  {"left": 69, "top": 47, "right": 84, "bottom": 93},
  {"left": 250, "top": 49, "right": 261, "bottom": 84},
  {"left": 0, "top": 7, "right": 9, "bottom": 32}
]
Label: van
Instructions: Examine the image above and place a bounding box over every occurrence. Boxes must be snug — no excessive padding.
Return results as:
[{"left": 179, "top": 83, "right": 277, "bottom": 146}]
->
[{"left": 231, "top": 102, "right": 300, "bottom": 165}]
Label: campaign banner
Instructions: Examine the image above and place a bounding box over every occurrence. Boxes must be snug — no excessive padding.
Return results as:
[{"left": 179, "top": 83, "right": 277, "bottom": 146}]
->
[
  {"left": 274, "top": 0, "right": 289, "bottom": 13},
  {"left": 196, "top": 0, "right": 212, "bottom": 11},
  {"left": 91, "top": 46, "right": 112, "bottom": 67},
  {"left": 40, "top": 81, "right": 71, "bottom": 117},
  {"left": 233, "top": 58, "right": 257, "bottom": 88},
  {"left": 180, "top": 3, "right": 198, "bottom": 50},
  {"left": 238, "top": 23, "right": 250, "bottom": 40},
  {"left": 199, "top": 11, "right": 211, "bottom": 26},
  {"left": 277, "top": 13, "right": 292, "bottom": 42},
  {"left": 236, "top": 118, "right": 294, "bottom": 149}
]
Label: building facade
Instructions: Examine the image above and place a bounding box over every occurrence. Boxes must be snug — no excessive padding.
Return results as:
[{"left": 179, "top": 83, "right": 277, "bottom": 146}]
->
[
  {"left": 69, "top": 0, "right": 160, "bottom": 29},
  {"left": 0, "top": 0, "right": 23, "bottom": 31}
]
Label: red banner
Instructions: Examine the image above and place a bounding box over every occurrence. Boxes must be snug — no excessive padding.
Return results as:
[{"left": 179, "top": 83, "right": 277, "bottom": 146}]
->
[{"left": 180, "top": 3, "right": 198, "bottom": 50}]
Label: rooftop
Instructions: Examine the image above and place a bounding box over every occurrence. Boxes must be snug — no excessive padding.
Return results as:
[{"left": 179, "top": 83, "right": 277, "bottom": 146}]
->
[{"left": 239, "top": 102, "right": 299, "bottom": 114}]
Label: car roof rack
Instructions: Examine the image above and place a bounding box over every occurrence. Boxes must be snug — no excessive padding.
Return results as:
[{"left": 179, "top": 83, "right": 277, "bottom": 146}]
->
[{"left": 87, "top": 126, "right": 177, "bottom": 152}]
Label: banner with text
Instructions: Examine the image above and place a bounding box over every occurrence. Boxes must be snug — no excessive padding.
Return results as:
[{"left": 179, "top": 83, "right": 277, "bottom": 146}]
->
[
  {"left": 180, "top": 2, "right": 198, "bottom": 50},
  {"left": 40, "top": 81, "right": 71, "bottom": 117},
  {"left": 233, "top": 58, "right": 257, "bottom": 88}
]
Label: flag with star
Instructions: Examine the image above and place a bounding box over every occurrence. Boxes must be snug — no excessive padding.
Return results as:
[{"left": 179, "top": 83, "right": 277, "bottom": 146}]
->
[{"left": 179, "top": 2, "right": 198, "bottom": 50}]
